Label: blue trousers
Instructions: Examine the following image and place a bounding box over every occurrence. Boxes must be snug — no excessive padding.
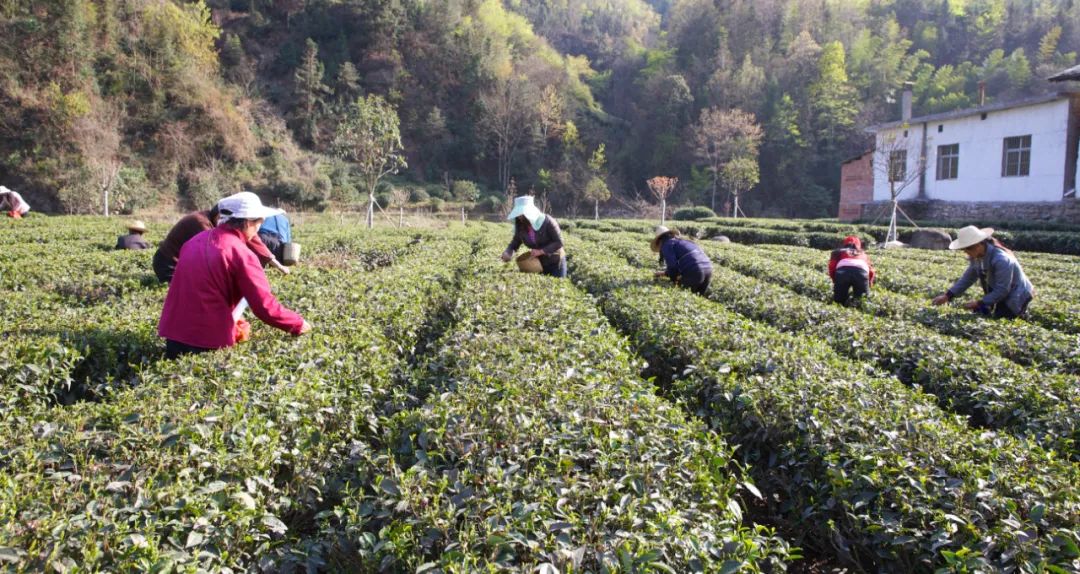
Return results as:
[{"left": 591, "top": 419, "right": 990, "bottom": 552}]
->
[{"left": 542, "top": 256, "right": 567, "bottom": 278}]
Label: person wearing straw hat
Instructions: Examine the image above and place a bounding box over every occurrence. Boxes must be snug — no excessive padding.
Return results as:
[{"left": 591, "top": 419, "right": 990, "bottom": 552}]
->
[
  {"left": 115, "top": 220, "right": 151, "bottom": 250},
  {"left": 931, "top": 225, "right": 1034, "bottom": 319},
  {"left": 651, "top": 225, "right": 713, "bottom": 294},
  {"left": 159, "top": 192, "right": 310, "bottom": 359},
  {"left": 0, "top": 186, "right": 30, "bottom": 218},
  {"left": 500, "top": 195, "right": 567, "bottom": 278}
]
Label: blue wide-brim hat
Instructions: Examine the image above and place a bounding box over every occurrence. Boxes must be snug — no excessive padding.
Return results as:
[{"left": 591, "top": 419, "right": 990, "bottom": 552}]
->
[{"left": 506, "top": 195, "right": 545, "bottom": 230}]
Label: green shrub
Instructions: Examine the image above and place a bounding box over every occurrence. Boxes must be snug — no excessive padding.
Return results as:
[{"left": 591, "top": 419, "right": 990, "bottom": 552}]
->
[
  {"left": 427, "top": 185, "right": 450, "bottom": 200},
  {"left": 673, "top": 205, "right": 716, "bottom": 220},
  {"left": 408, "top": 187, "right": 429, "bottom": 202},
  {"left": 451, "top": 179, "right": 480, "bottom": 201},
  {"left": 477, "top": 195, "right": 504, "bottom": 213},
  {"left": 374, "top": 189, "right": 392, "bottom": 209}
]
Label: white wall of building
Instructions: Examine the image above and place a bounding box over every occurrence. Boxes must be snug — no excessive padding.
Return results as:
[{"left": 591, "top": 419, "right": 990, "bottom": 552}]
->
[{"left": 873, "top": 98, "right": 1071, "bottom": 202}]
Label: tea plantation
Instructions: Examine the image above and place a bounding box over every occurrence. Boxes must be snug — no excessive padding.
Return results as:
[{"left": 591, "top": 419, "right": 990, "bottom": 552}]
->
[{"left": 1, "top": 216, "right": 1078, "bottom": 573}]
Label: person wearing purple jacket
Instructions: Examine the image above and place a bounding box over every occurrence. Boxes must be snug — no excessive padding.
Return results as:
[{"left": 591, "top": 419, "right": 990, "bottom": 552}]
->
[{"left": 651, "top": 225, "right": 713, "bottom": 294}]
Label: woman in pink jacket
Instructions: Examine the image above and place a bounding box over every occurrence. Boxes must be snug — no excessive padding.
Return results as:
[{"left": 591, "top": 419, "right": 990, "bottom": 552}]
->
[
  {"left": 828, "top": 235, "right": 876, "bottom": 306},
  {"left": 159, "top": 192, "right": 310, "bottom": 359}
]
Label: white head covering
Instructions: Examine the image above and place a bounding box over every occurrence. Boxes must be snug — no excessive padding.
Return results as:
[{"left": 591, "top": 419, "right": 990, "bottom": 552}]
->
[
  {"left": 506, "top": 196, "right": 546, "bottom": 230},
  {"left": 949, "top": 225, "right": 995, "bottom": 250},
  {"left": 651, "top": 225, "right": 681, "bottom": 252},
  {"left": 217, "top": 192, "right": 284, "bottom": 224}
]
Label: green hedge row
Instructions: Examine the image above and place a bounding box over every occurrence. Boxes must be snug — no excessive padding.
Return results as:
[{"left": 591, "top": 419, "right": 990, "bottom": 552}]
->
[
  {"left": 301, "top": 248, "right": 794, "bottom": 571},
  {"left": 565, "top": 233, "right": 1080, "bottom": 572},
  {"left": 723, "top": 242, "right": 1080, "bottom": 375},
  {"left": 594, "top": 230, "right": 1080, "bottom": 458},
  {"left": 0, "top": 232, "right": 478, "bottom": 571}
]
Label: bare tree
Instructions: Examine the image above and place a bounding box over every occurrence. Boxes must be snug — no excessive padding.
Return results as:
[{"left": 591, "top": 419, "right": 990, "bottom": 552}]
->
[
  {"left": 74, "top": 103, "right": 123, "bottom": 216},
  {"left": 389, "top": 186, "right": 410, "bottom": 228},
  {"left": 872, "top": 132, "right": 925, "bottom": 245},
  {"left": 536, "top": 84, "right": 564, "bottom": 142},
  {"left": 647, "top": 176, "right": 678, "bottom": 225},
  {"left": 692, "top": 107, "right": 763, "bottom": 212},
  {"left": 503, "top": 178, "right": 518, "bottom": 218},
  {"left": 479, "top": 76, "right": 539, "bottom": 193}
]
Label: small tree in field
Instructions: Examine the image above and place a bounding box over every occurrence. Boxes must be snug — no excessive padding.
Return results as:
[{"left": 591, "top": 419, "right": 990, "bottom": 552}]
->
[
  {"left": 584, "top": 177, "right": 610, "bottom": 220},
  {"left": 721, "top": 156, "right": 759, "bottom": 218},
  {"left": 692, "top": 107, "right": 762, "bottom": 213},
  {"left": 647, "top": 176, "right": 678, "bottom": 225},
  {"left": 873, "top": 132, "right": 925, "bottom": 245},
  {"left": 332, "top": 94, "right": 407, "bottom": 229},
  {"left": 389, "top": 186, "right": 410, "bottom": 228},
  {"left": 583, "top": 144, "right": 609, "bottom": 220}
]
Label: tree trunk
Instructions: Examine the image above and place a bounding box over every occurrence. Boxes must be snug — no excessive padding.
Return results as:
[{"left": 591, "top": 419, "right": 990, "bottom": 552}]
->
[
  {"left": 886, "top": 181, "right": 898, "bottom": 245},
  {"left": 366, "top": 190, "right": 375, "bottom": 229},
  {"left": 594, "top": 199, "right": 599, "bottom": 220},
  {"left": 399, "top": 206, "right": 403, "bottom": 228},
  {"left": 732, "top": 193, "right": 739, "bottom": 218},
  {"left": 886, "top": 199, "right": 899, "bottom": 245},
  {"left": 710, "top": 176, "right": 716, "bottom": 213},
  {"left": 103, "top": 186, "right": 109, "bottom": 217},
  {"left": 660, "top": 199, "right": 666, "bottom": 225}
]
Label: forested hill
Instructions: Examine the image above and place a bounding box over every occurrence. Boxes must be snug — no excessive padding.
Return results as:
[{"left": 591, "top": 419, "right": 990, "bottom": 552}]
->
[{"left": 1, "top": 0, "right": 1077, "bottom": 217}]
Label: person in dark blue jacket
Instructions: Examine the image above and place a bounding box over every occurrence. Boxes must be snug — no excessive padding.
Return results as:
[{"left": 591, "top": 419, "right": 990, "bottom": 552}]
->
[{"left": 651, "top": 226, "right": 713, "bottom": 294}]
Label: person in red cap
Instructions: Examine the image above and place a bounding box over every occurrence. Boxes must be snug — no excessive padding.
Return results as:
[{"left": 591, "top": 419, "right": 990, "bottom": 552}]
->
[
  {"left": 828, "top": 235, "right": 875, "bottom": 306},
  {"left": 158, "top": 192, "right": 310, "bottom": 358}
]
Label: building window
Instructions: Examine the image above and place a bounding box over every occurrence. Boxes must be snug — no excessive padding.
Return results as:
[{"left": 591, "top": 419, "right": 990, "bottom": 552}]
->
[
  {"left": 889, "top": 150, "right": 907, "bottom": 182},
  {"left": 937, "top": 144, "right": 959, "bottom": 180},
  {"left": 1001, "top": 135, "right": 1031, "bottom": 177},
  {"left": 937, "top": 124, "right": 943, "bottom": 133}
]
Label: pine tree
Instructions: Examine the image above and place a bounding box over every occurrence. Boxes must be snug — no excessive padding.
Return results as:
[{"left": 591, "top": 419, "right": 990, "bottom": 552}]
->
[
  {"left": 335, "top": 61, "right": 360, "bottom": 107},
  {"left": 293, "top": 38, "right": 329, "bottom": 145}
]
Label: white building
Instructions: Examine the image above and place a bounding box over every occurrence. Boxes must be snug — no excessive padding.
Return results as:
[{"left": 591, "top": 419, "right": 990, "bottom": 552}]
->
[{"left": 859, "top": 91, "right": 1080, "bottom": 221}]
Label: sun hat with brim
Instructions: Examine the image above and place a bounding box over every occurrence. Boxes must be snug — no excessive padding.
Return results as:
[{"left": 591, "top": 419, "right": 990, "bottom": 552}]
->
[
  {"left": 506, "top": 195, "right": 546, "bottom": 230},
  {"left": 516, "top": 251, "right": 543, "bottom": 273},
  {"left": 126, "top": 220, "right": 147, "bottom": 233},
  {"left": 650, "top": 225, "right": 680, "bottom": 252},
  {"left": 949, "top": 225, "right": 995, "bottom": 250},
  {"left": 217, "top": 192, "right": 284, "bottom": 223}
]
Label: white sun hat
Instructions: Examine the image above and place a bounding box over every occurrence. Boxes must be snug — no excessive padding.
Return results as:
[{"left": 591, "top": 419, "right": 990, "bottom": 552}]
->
[
  {"left": 506, "top": 195, "right": 545, "bottom": 228},
  {"left": 650, "top": 225, "right": 682, "bottom": 252},
  {"left": 217, "top": 192, "right": 284, "bottom": 223},
  {"left": 949, "top": 225, "right": 995, "bottom": 250}
]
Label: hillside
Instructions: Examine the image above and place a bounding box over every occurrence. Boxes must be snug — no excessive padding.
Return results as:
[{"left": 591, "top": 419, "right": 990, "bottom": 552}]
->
[{"left": 1, "top": 0, "right": 1077, "bottom": 216}]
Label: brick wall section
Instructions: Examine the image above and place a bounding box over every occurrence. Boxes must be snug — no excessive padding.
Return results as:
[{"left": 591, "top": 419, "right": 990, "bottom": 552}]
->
[
  {"left": 838, "top": 152, "right": 873, "bottom": 221},
  {"left": 859, "top": 198, "right": 1080, "bottom": 223}
]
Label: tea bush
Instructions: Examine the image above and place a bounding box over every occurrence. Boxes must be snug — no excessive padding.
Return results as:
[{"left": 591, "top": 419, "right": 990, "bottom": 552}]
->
[{"left": 566, "top": 234, "right": 1080, "bottom": 572}]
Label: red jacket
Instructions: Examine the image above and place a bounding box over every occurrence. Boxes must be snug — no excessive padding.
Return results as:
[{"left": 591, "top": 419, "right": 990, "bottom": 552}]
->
[
  {"left": 828, "top": 236, "right": 876, "bottom": 285},
  {"left": 158, "top": 227, "right": 305, "bottom": 349}
]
